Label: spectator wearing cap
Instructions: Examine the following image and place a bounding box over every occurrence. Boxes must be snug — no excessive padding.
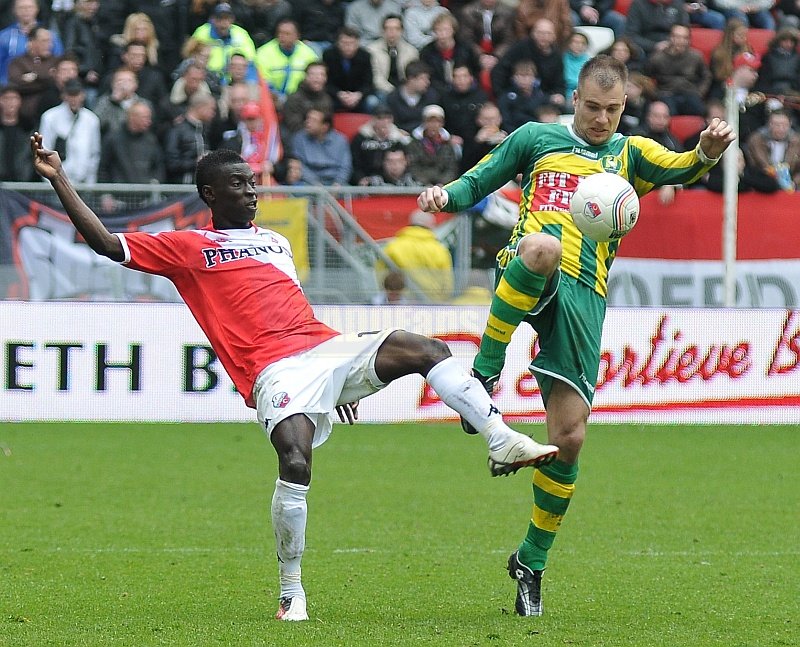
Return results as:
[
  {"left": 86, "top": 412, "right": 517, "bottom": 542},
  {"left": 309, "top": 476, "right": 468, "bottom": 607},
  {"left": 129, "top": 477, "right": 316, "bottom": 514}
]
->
[
  {"left": 727, "top": 50, "right": 764, "bottom": 142},
  {"left": 377, "top": 209, "right": 454, "bottom": 303},
  {"left": 366, "top": 14, "right": 419, "bottom": 100},
  {"left": 0, "top": 84, "right": 36, "bottom": 181},
  {"left": 385, "top": 59, "right": 439, "bottom": 133},
  {"left": 291, "top": 0, "right": 346, "bottom": 56},
  {"left": 38, "top": 78, "right": 101, "bottom": 183},
  {"left": 7, "top": 25, "right": 57, "bottom": 121},
  {"left": 345, "top": 0, "right": 404, "bottom": 44},
  {"left": 219, "top": 100, "right": 281, "bottom": 182},
  {"left": 255, "top": 18, "right": 319, "bottom": 107},
  {"left": 643, "top": 23, "right": 710, "bottom": 117},
  {"left": 406, "top": 103, "right": 459, "bottom": 185},
  {"left": 351, "top": 104, "right": 411, "bottom": 184},
  {"left": 0, "top": 0, "right": 64, "bottom": 85},
  {"left": 323, "top": 26, "right": 377, "bottom": 113},
  {"left": 189, "top": 3, "right": 257, "bottom": 76},
  {"left": 291, "top": 107, "right": 352, "bottom": 185},
  {"left": 281, "top": 61, "right": 334, "bottom": 136}
]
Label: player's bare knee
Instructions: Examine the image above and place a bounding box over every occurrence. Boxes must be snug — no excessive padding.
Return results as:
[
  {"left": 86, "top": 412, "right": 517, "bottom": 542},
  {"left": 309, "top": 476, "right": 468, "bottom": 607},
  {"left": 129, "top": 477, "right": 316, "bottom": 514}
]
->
[
  {"left": 551, "top": 420, "right": 586, "bottom": 459},
  {"left": 426, "top": 336, "right": 451, "bottom": 361},
  {"left": 279, "top": 448, "right": 311, "bottom": 485},
  {"left": 518, "top": 233, "right": 561, "bottom": 275}
]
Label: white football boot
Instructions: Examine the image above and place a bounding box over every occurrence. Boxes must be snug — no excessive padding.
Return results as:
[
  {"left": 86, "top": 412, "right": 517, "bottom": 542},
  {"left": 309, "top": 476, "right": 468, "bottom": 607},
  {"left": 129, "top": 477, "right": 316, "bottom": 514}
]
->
[
  {"left": 275, "top": 596, "right": 308, "bottom": 621},
  {"left": 488, "top": 433, "right": 558, "bottom": 476}
]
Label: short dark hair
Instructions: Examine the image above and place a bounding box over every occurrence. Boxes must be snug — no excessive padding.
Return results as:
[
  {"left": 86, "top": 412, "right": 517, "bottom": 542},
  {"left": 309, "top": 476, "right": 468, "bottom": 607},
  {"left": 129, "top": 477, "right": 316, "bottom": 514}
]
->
[
  {"left": 338, "top": 26, "right": 360, "bottom": 40},
  {"left": 275, "top": 18, "right": 299, "bottom": 36},
  {"left": 405, "top": 60, "right": 431, "bottom": 80},
  {"left": 577, "top": 54, "right": 628, "bottom": 91},
  {"left": 383, "top": 13, "right": 403, "bottom": 29},
  {"left": 196, "top": 149, "right": 246, "bottom": 203}
]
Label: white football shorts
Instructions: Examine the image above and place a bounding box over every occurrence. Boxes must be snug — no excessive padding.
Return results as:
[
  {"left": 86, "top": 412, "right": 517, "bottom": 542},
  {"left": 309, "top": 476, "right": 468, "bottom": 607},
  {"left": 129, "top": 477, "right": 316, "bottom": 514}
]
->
[{"left": 252, "top": 328, "right": 399, "bottom": 447}]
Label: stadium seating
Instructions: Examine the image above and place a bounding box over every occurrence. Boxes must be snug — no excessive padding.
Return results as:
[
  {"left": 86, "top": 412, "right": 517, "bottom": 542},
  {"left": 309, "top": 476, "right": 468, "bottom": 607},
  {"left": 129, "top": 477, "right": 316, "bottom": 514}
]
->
[
  {"left": 690, "top": 27, "right": 723, "bottom": 64},
  {"left": 669, "top": 115, "right": 706, "bottom": 147},
  {"left": 332, "top": 112, "right": 372, "bottom": 141},
  {"left": 747, "top": 28, "right": 775, "bottom": 57},
  {"left": 613, "top": 0, "right": 632, "bottom": 15},
  {"left": 574, "top": 25, "right": 616, "bottom": 56}
]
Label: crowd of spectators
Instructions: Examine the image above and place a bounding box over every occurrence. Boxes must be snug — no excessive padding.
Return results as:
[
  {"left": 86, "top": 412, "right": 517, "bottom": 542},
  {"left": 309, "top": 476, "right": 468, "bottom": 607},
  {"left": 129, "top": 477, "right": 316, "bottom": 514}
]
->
[{"left": 0, "top": 0, "right": 799, "bottom": 193}]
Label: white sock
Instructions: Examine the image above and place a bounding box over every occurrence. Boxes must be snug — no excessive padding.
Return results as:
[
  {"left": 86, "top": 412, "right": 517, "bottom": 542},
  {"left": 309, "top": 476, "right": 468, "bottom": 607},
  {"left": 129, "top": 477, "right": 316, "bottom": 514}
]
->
[
  {"left": 425, "top": 357, "right": 512, "bottom": 450},
  {"left": 271, "top": 478, "right": 309, "bottom": 599}
]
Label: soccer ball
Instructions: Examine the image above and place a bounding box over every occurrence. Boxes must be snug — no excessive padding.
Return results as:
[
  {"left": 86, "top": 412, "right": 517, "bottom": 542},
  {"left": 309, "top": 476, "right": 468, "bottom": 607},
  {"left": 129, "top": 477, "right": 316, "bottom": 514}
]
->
[{"left": 569, "top": 173, "right": 640, "bottom": 242}]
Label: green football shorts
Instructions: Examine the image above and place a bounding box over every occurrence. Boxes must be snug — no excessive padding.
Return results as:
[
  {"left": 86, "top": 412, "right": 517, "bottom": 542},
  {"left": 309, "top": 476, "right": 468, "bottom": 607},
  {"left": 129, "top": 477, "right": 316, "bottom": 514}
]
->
[{"left": 496, "top": 254, "right": 606, "bottom": 408}]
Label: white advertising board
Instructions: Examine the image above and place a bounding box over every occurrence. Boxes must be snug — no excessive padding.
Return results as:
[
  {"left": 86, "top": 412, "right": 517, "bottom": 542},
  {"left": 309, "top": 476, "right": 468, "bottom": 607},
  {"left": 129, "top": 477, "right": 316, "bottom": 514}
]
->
[{"left": 1, "top": 303, "right": 799, "bottom": 424}]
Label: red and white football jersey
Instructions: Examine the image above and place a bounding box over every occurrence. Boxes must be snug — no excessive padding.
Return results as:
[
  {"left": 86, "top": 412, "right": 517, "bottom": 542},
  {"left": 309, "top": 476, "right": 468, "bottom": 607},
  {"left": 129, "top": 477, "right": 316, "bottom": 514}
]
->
[{"left": 116, "top": 224, "right": 339, "bottom": 407}]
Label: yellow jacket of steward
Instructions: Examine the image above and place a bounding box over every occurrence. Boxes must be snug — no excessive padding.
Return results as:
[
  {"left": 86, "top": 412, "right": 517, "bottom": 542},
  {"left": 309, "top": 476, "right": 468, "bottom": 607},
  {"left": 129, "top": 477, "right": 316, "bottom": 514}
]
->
[
  {"left": 379, "top": 225, "right": 454, "bottom": 302},
  {"left": 255, "top": 39, "right": 319, "bottom": 98},
  {"left": 442, "top": 121, "right": 719, "bottom": 298},
  {"left": 190, "top": 23, "right": 257, "bottom": 73}
]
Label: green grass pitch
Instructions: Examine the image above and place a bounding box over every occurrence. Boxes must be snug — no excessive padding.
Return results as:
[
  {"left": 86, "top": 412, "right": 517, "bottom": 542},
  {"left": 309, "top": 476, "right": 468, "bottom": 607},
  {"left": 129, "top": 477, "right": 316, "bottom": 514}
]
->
[{"left": 1, "top": 422, "right": 797, "bottom": 647}]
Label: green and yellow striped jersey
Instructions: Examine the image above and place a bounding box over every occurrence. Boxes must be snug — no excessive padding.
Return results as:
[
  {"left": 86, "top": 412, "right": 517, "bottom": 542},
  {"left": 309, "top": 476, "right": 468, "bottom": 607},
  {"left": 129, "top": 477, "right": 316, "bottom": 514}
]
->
[{"left": 443, "top": 122, "right": 716, "bottom": 297}]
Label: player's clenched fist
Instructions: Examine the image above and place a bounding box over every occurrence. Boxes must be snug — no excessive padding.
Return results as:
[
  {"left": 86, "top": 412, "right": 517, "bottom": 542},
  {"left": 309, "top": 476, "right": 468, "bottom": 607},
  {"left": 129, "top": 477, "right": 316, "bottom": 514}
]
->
[{"left": 417, "top": 186, "right": 449, "bottom": 212}]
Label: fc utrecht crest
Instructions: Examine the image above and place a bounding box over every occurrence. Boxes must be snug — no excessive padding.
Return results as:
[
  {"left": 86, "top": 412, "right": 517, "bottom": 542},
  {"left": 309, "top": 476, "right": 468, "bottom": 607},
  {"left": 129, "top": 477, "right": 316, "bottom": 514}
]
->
[{"left": 272, "top": 392, "right": 291, "bottom": 408}]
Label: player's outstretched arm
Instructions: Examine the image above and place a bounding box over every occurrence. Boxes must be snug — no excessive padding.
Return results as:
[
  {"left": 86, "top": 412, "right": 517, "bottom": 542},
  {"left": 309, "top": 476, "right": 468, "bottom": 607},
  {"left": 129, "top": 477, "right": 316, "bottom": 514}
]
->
[
  {"left": 698, "top": 118, "right": 736, "bottom": 161},
  {"left": 30, "top": 132, "right": 124, "bottom": 262}
]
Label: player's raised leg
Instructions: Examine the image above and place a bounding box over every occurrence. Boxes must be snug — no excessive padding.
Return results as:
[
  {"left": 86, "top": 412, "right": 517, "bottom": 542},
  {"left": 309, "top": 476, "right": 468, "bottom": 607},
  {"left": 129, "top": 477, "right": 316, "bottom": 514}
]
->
[
  {"left": 374, "top": 331, "right": 559, "bottom": 475},
  {"left": 269, "top": 414, "right": 315, "bottom": 621},
  {"left": 466, "top": 234, "right": 561, "bottom": 432}
]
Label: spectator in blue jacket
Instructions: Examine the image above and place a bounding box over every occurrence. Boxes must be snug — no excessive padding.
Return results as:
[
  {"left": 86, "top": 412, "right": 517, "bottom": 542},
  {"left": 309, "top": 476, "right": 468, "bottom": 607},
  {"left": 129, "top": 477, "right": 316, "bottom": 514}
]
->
[
  {"left": 291, "top": 108, "right": 353, "bottom": 185},
  {"left": 0, "top": 0, "right": 63, "bottom": 84}
]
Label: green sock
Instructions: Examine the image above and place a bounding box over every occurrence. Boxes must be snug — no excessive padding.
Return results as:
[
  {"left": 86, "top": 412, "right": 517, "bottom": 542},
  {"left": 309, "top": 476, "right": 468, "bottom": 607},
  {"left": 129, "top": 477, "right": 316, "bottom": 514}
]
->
[
  {"left": 473, "top": 256, "right": 547, "bottom": 379},
  {"left": 517, "top": 459, "right": 578, "bottom": 571}
]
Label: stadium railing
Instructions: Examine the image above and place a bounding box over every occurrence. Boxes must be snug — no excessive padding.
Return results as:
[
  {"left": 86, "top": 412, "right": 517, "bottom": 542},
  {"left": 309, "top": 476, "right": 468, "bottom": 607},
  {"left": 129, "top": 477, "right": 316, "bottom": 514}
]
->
[{"left": 0, "top": 182, "right": 475, "bottom": 305}]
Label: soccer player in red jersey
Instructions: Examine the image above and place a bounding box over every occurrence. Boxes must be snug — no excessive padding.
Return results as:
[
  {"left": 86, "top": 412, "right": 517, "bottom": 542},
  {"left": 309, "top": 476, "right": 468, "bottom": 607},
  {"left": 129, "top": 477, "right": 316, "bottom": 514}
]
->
[{"left": 32, "top": 135, "right": 559, "bottom": 622}]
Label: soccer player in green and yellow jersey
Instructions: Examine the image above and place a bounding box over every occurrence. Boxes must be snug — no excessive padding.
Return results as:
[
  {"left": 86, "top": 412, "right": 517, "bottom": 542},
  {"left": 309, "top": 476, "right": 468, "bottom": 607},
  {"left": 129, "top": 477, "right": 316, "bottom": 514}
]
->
[{"left": 417, "top": 55, "right": 735, "bottom": 617}]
